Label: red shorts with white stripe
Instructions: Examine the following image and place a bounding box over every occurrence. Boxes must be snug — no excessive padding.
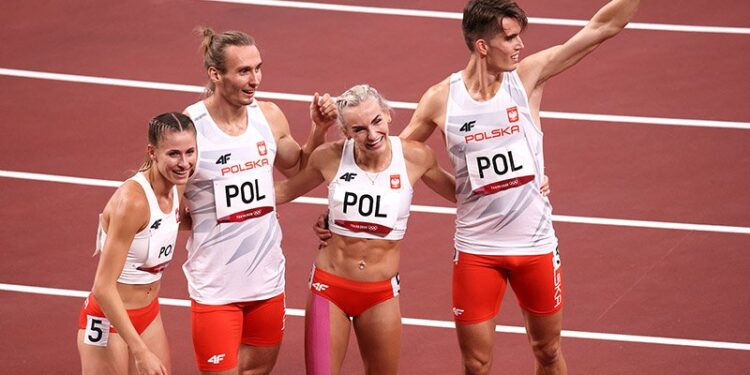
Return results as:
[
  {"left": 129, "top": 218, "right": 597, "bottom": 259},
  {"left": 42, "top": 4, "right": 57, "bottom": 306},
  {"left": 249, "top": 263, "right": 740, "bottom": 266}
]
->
[
  {"left": 190, "top": 293, "right": 285, "bottom": 372},
  {"left": 308, "top": 266, "right": 400, "bottom": 317},
  {"left": 452, "top": 249, "right": 563, "bottom": 324}
]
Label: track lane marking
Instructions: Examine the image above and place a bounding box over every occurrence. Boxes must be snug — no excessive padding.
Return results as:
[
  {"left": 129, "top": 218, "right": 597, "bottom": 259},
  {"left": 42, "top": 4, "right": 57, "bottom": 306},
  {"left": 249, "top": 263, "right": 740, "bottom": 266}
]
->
[
  {"left": 2, "top": 169, "right": 749, "bottom": 235},
  {"left": 2, "top": 282, "right": 748, "bottom": 351},
  {"left": 202, "top": 0, "right": 750, "bottom": 35},
  {"left": 2, "top": 67, "right": 749, "bottom": 130}
]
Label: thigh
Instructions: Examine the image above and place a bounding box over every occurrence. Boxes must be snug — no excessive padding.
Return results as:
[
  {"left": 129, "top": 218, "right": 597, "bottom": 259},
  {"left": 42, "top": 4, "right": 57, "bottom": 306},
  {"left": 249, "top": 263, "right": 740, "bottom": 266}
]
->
[
  {"left": 352, "top": 297, "right": 402, "bottom": 375},
  {"left": 240, "top": 293, "right": 285, "bottom": 346},
  {"left": 306, "top": 292, "right": 352, "bottom": 375},
  {"left": 452, "top": 251, "right": 508, "bottom": 324},
  {"left": 191, "top": 303, "right": 243, "bottom": 373},
  {"left": 237, "top": 294, "right": 286, "bottom": 374},
  {"left": 77, "top": 330, "right": 130, "bottom": 375},
  {"left": 138, "top": 313, "right": 171, "bottom": 374},
  {"left": 237, "top": 344, "right": 280, "bottom": 375},
  {"left": 455, "top": 318, "right": 497, "bottom": 368},
  {"left": 508, "top": 250, "right": 563, "bottom": 316}
]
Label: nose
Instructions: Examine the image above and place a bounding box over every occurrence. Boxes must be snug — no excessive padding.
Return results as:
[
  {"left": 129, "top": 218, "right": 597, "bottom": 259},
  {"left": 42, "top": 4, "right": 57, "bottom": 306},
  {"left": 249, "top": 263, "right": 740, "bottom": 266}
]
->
[
  {"left": 178, "top": 154, "right": 190, "bottom": 169},
  {"left": 367, "top": 127, "right": 380, "bottom": 140},
  {"left": 248, "top": 71, "right": 260, "bottom": 86},
  {"left": 516, "top": 36, "right": 524, "bottom": 50}
]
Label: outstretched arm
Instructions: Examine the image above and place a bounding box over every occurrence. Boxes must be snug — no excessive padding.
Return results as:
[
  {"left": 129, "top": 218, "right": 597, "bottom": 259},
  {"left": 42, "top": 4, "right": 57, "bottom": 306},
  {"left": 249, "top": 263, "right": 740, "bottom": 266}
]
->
[{"left": 520, "top": 0, "right": 640, "bottom": 90}]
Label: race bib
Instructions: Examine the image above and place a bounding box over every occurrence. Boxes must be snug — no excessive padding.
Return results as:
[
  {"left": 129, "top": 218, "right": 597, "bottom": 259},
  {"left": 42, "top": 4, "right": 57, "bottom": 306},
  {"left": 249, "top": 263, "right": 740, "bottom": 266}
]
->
[
  {"left": 83, "top": 315, "right": 111, "bottom": 347},
  {"left": 331, "top": 184, "right": 398, "bottom": 236},
  {"left": 213, "top": 169, "right": 274, "bottom": 223},
  {"left": 465, "top": 138, "right": 536, "bottom": 195},
  {"left": 137, "top": 229, "right": 177, "bottom": 274}
]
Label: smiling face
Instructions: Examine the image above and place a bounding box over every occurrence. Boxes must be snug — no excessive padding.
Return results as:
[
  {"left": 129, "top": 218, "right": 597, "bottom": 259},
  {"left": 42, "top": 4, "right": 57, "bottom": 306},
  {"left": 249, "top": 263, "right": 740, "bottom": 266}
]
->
[
  {"left": 212, "top": 44, "right": 262, "bottom": 106},
  {"left": 148, "top": 130, "right": 197, "bottom": 185},
  {"left": 341, "top": 98, "right": 391, "bottom": 155}
]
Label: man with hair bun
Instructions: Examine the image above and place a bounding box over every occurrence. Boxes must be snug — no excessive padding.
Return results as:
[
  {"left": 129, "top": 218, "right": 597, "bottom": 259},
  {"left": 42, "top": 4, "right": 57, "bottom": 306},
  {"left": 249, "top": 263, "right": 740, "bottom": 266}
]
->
[{"left": 182, "top": 27, "right": 337, "bottom": 374}]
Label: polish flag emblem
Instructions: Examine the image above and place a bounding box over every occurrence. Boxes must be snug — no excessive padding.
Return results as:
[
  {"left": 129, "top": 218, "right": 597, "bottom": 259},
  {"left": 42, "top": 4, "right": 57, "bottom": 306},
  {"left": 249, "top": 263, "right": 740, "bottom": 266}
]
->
[
  {"left": 506, "top": 106, "right": 519, "bottom": 123},
  {"left": 257, "top": 141, "right": 267, "bottom": 156},
  {"left": 390, "top": 174, "right": 401, "bottom": 189}
]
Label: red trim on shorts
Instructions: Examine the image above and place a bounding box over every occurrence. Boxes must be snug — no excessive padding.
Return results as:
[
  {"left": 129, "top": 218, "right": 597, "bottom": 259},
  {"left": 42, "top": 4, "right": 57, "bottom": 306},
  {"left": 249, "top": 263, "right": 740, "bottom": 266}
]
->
[
  {"left": 78, "top": 293, "right": 160, "bottom": 334},
  {"left": 308, "top": 266, "right": 400, "bottom": 317}
]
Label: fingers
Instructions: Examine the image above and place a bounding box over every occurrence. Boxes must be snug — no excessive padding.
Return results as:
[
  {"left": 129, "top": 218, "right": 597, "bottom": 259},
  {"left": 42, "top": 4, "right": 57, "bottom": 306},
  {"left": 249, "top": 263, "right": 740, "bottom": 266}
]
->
[{"left": 540, "top": 174, "right": 551, "bottom": 197}]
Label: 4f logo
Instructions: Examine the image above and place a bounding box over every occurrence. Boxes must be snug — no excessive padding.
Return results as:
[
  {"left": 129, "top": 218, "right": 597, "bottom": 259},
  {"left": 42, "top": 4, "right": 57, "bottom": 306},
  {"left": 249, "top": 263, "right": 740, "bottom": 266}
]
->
[
  {"left": 339, "top": 173, "right": 357, "bottom": 182},
  {"left": 452, "top": 307, "right": 464, "bottom": 316},
  {"left": 257, "top": 141, "right": 267, "bottom": 156},
  {"left": 311, "top": 282, "right": 329, "bottom": 292},
  {"left": 216, "top": 153, "right": 231, "bottom": 165},
  {"left": 506, "top": 106, "right": 519, "bottom": 123},
  {"left": 459, "top": 120, "right": 476, "bottom": 132},
  {"left": 207, "top": 353, "right": 226, "bottom": 365},
  {"left": 150, "top": 219, "right": 162, "bottom": 230}
]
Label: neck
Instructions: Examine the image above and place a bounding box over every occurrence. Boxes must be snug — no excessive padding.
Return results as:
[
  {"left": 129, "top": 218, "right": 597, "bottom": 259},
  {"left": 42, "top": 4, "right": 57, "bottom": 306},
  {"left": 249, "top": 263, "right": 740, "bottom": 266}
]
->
[
  {"left": 145, "top": 168, "right": 173, "bottom": 199},
  {"left": 463, "top": 54, "right": 503, "bottom": 101},
  {"left": 353, "top": 137, "right": 392, "bottom": 173},
  {"left": 205, "top": 94, "right": 248, "bottom": 130}
]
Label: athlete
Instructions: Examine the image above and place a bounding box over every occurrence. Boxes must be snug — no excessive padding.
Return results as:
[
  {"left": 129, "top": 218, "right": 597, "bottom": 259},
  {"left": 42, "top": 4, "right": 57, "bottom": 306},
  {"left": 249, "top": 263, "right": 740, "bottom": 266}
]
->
[
  {"left": 181, "top": 27, "right": 337, "bottom": 374},
  {"left": 77, "top": 112, "right": 196, "bottom": 375},
  {"left": 275, "top": 84, "right": 455, "bottom": 375},
  {"left": 397, "top": 1, "right": 641, "bottom": 373}
]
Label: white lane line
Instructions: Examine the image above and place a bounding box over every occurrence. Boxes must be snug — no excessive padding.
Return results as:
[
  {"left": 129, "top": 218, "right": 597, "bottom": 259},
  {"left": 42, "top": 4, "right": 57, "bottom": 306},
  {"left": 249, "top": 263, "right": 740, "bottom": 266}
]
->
[
  {"left": 2, "top": 68, "right": 749, "bottom": 130},
  {"left": 2, "top": 169, "right": 749, "bottom": 235},
  {"left": 2, "top": 282, "right": 749, "bottom": 351},
  {"left": 203, "top": 0, "right": 750, "bottom": 35}
]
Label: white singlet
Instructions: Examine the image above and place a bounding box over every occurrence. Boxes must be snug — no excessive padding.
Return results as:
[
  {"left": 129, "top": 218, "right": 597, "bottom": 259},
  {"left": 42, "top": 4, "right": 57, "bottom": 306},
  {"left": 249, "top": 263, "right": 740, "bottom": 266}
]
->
[
  {"left": 445, "top": 71, "right": 557, "bottom": 255},
  {"left": 328, "top": 137, "right": 413, "bottom": 240},
  {"left": 96, "top": 172, "right": 180, "bottom": 284},
  {"left": 183, "top": 100, "right": 285, "bottom": 305}
]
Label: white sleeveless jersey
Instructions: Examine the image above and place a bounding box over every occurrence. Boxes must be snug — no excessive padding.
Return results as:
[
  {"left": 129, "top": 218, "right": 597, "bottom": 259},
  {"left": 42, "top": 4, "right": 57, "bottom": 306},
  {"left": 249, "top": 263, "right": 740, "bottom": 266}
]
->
[
  {"left": 183, "top": 100, "right": 285, "bottom": 304},
  {"left": 328, "top": 137, "right": 413, "bottom": 240},
  {"left": 96, "top": 172, "right": 180, "bottom": 284},
  {"left": 445, "top": 71, "right": 557, "bottom": 255}
]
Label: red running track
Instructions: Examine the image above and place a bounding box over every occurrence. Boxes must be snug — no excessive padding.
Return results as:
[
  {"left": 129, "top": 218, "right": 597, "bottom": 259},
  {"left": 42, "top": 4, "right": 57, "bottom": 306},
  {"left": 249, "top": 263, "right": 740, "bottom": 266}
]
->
[{"left": 1, "top": 1, "right": 749, "bottom": 374}]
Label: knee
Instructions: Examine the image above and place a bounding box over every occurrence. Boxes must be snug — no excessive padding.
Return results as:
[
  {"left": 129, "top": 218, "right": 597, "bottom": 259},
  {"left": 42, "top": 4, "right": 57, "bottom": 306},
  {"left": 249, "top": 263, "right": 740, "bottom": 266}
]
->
[
  {"left": 530, "top": 339, "right": 563, "bottom": 367},
  {"left": 462, "top": 353, "right": 492, "bottom": 375}
]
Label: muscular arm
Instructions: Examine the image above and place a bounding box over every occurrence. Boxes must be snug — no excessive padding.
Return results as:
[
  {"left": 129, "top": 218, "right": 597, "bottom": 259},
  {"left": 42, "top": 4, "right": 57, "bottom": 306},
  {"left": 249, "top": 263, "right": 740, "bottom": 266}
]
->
[
  {"left": 264, "top": 93, "right": 337, "bottom": 177},
  {"left": 274, "top": 143, "right": 337, "bottom": 204},
  {"left": 399, "top": 80, "right": 450, "bottom": 142},
  {"left": 91, "top": 184, "right": 166, "bottom": 373},
  {"left": 519, "top": 0, "right": 640, "bottom": 96},
  {"left": 404, "top": 140, "right": 456, "bottom": 203}
]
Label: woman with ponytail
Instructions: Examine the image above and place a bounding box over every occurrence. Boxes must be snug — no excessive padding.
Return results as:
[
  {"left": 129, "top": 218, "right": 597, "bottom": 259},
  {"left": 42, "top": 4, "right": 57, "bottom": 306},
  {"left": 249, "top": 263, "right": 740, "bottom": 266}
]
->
[{"left": 77, "top": 112, "right": 197, "bottom": 375}]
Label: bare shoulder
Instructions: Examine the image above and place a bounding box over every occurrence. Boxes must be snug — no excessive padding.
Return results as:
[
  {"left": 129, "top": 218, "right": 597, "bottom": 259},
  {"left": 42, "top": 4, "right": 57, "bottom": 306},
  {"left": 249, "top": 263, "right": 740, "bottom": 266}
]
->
[
  {"left": 103, "top": 180, "right": 149, "bottom": 228},
  {"left": 401, "top": 139, "right": 434, "bottom": 164},
  {"left": 422, "top": 77, "right": 451, "bottom": 104},
  {"left": 257, "top": 100, "right": 287, "bottom": 124},
  {"left": 312, "top": 139, "right": 344, "bottom": 159}
]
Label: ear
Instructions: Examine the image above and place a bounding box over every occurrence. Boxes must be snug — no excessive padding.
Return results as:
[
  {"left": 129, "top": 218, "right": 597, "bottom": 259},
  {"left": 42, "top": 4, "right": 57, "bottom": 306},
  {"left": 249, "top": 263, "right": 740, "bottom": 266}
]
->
[
  {"left": 147, "top": 144, "right": 157, "bottom": 162},
  {"left": 208, "top": 66, "right": 221, "bottom": 84},
  {"left": 474, "top": 39, "right": 488, "bottom": 56}
]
